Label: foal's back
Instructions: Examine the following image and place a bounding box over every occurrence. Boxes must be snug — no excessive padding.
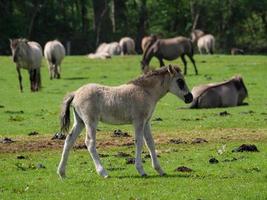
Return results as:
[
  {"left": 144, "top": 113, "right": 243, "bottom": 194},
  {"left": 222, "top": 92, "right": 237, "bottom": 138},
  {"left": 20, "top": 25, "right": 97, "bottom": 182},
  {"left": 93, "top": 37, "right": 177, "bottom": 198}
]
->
[{"left": 72, "top": 83, "right": 149, "bottom": 124}]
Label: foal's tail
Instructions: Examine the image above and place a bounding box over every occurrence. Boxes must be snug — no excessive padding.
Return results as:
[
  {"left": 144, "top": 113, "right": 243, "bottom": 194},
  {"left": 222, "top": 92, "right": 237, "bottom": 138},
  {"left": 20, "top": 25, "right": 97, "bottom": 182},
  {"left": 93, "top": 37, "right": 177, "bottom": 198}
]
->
[{"left": 60, "top": 92, "right": 75, "bottom": 134}]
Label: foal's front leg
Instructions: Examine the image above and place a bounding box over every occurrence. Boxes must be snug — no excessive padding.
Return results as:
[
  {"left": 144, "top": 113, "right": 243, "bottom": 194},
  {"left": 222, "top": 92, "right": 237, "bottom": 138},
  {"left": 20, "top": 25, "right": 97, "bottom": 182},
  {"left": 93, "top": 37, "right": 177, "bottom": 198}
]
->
[
  {"left": 144, "top": 122, "right": 165, "bottom": 176},
  {"left": 134, "top": 121, "right": 147, "bottom": 176}
]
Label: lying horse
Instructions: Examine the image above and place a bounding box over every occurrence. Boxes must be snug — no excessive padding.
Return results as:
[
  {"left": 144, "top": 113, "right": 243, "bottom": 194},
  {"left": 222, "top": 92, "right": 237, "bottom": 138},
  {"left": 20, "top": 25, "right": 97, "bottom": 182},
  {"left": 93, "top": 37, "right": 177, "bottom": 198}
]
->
[
  {"left": 191, "top": 29, "right": 215, "bottom": 54},
  {"left": 57, "top": 65, "right": 193, "bottom": 178},
  {"left": 190, "top": 75, "right": 248, "bottom": 108},
  {"left": 10, "top": 38, "right": 42, "bottom": 92},
  {"left": 44, "top": 40, "right": 66, "bottom": 79},
  {"left": 119, "top": 37, "right": 136, "bottom": 55},
  {"left": 141, "top": 36, "right": 198, "bottom": 75}
]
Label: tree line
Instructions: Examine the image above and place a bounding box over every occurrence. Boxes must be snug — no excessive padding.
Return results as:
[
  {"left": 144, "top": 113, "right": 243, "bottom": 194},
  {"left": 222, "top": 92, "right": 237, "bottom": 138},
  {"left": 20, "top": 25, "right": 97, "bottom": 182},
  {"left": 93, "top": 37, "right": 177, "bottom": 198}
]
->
[{"left": 0, "top": 0, "right": 266, "bottom": 55}]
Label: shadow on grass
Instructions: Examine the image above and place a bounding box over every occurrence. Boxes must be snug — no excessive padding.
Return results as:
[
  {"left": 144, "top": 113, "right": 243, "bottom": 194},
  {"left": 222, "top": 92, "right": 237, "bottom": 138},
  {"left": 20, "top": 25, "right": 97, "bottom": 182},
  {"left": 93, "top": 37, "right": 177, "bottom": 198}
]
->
[
  {"left": 63, "top": 77, "right": 88, "bottom": 80},
  {"left": 114, "top": 173, "right": 195, "bottom": 179}
]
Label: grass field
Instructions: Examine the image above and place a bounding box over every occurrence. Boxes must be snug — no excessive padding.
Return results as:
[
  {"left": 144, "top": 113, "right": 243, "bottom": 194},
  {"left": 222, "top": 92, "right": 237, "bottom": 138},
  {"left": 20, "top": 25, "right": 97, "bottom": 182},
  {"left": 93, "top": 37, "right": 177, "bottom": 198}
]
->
[{"left": 0, "top": 55, "right": 267, "bottom": 199}]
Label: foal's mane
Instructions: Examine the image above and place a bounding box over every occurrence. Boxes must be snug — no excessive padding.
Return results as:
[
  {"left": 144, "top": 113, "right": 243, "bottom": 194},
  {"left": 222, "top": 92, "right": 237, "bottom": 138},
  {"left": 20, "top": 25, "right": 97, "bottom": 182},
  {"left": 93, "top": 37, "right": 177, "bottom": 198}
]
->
[{"left": 129, "top": 66, "right": 181, "bottom": 87}]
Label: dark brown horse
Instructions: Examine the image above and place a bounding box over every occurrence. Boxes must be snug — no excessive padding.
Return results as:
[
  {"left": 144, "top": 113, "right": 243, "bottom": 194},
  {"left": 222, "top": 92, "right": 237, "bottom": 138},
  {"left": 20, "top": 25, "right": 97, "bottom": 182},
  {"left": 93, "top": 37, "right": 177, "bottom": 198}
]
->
[{"left": 141, "top": 36, "right": 198, "bottom": 75}]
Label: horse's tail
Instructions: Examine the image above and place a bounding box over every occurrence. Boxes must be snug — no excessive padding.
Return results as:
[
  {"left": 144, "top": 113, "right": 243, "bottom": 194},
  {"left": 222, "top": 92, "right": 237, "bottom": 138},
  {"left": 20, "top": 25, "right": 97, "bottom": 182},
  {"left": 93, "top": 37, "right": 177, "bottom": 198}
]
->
[
  {"left": 51, "top": 54, "right": 57, "bottom": 65},
  {"left": 60, "top": 92, "right": 75, "bottom": 134}
]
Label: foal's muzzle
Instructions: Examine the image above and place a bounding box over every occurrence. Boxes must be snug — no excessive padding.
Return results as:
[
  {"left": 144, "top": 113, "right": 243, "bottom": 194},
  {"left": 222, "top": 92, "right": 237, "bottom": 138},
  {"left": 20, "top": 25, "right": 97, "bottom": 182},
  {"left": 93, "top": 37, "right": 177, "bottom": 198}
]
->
[{"left": 184, "top": 93, "right": 193, "bottom": 104}]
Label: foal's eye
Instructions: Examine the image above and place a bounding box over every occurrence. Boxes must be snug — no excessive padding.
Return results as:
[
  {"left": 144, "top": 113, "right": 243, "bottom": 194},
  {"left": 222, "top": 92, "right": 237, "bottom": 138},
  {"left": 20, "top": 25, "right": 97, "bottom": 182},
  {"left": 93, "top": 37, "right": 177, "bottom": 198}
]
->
[{"left": 176, "top": 79, "right": 185, "bottom": 89}]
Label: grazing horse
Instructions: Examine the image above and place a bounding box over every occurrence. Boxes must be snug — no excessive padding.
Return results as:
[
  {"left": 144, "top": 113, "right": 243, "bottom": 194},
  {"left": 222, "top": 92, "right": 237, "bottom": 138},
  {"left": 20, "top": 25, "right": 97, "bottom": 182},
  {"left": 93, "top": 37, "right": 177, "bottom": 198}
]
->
[
  {"left": 57, "top": 65, "right": 193, "bottom": 178},
  {"left": 10, "top": 38, "right": 42, "bottom": 92},
  {"left": 119, "top": 37, "right": 136, "bottom": 55},
  {"left": 141, "top": 36, "right": 198, "bottom": 75},
  {"left": 191, "top": 29, "right": 215, "bottom": 54},
  {"left": 141, "top": 35, "right": 158, "bottom": 53},
  {"left": 190, "top": 75, "right": 248, "bottom": 108},
  {"left": 44, "top": 40, "right": 66, "bottom": 79}
]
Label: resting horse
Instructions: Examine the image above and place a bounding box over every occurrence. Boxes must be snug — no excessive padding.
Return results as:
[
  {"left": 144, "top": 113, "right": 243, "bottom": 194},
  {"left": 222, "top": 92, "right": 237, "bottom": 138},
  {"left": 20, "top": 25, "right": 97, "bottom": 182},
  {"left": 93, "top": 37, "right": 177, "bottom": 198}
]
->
[
  {"left": 141, "top": 36, "right": 198, "bottom": 75},
  {"left": 190, "top": 75, "right": 248, "bottom": 108},
  {"left": 10, "top": 38, "right": 42, "bottom": 92},
  {"left": 57, "top": 65, "right": 193, "bottom": 178}
]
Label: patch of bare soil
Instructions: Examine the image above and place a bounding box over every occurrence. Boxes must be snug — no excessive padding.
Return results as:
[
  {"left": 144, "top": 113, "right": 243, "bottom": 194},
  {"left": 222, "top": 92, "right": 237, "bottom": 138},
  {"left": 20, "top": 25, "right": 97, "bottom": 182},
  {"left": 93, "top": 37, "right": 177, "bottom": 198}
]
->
[
  {"left": 0, "top": 128, "right": 266, "bottom": 153},
  {"left": 232, "top": 144, "right": 259, "bottom": 152},
  {"left": 175, "top": 166, "right": 193, "bottom": 172}
]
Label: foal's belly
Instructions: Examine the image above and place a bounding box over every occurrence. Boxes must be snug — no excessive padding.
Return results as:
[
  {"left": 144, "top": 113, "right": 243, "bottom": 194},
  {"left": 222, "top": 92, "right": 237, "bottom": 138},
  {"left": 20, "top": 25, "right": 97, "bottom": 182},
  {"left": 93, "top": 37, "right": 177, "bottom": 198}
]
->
[{"left": 99, "top": 109, "right": 132, "bottom": 125}]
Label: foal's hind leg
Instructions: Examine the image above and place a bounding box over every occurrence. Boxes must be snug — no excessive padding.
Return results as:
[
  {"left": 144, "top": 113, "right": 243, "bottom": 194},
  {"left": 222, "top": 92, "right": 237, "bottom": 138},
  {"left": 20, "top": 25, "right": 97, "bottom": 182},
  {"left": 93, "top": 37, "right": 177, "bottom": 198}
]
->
[
  {"left": 84, "top": 121, "right": 108, "bottom": 178},
  {"left": 144, "top": 122, "right": 165, "bottom": 176},
  {"left": 134, "top": 121, "right": 147, "bottom": 176},
  {"left": 57, "top": 111, "right": 84, "bottom": 178}
]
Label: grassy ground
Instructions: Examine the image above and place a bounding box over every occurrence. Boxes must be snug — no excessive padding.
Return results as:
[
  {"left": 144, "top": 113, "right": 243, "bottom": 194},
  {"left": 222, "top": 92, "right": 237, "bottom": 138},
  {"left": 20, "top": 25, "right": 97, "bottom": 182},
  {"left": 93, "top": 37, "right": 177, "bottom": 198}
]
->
[{"left": 0, "top": 55, "right": 267, "bottom": 199}]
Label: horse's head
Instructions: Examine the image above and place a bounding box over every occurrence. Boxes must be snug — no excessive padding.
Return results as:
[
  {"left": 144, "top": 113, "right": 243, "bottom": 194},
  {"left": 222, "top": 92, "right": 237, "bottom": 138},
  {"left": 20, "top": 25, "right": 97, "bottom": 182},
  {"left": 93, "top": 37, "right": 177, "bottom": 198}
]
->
[
  {"left": 10, "top": 38, "right": 28, "bottom": 63},
  {"left": 167, "top": 65, "right": 193, "bottom": 104}
]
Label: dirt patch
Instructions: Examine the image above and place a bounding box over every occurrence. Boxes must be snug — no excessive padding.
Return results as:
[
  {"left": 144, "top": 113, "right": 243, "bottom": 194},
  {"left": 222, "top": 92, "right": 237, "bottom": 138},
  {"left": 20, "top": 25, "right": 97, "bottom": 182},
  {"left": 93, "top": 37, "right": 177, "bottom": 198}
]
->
[
  {"left": 0, "top": 129, "right": 266, "bottom": 153},
  {"left": 28, "top": 131, "right": 39, "bottom": 136},
  {"left": 169, "top": 138, "right": 187, "bottom": 144},
  {"left": 175, "top": 166, "right": 193, "bottom": 172},
  {"left": 115, "top": 152, "right": 131, "bottom": 158},
  {"left": 51, "top": 132, "right": 66, "bottom": 140},
  {"left": 192, "top": 138, "right": 208, "bottom": 144},
  {"left": 219, "top": 111, "right": 231, "bottom": 116},
  {"left": 112, "top": 129, "right": 131, "bottom": 137},
  {"left": 232, "top": 144, "right": 259, "bottom": 152},
  {"left": 1, "top": 137, "right": 15, "bottom": 144},
  {"left": 153, "top": 117, "right": 163, "bottom": 121},
  {"left": 209, "top": 157, "right": 219, "bottom": 164}
]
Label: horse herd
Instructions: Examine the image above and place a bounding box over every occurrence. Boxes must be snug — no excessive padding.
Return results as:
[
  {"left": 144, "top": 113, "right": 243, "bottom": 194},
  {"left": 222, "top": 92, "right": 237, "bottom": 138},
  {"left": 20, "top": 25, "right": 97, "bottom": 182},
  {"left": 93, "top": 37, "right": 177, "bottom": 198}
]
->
[
  {"left": 10, "top": 38, "right": 65, "bottom": 92},
  {"left": 8, "top": 31, "right": 248, "bottom": 178}
]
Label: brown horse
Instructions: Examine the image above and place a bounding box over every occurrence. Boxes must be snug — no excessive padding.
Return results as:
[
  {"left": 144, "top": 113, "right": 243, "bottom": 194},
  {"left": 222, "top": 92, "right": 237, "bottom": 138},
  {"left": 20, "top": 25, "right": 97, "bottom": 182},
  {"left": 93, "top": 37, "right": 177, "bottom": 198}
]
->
[{"left": 141, "top": 36, "right": 198, "bottom": 75}]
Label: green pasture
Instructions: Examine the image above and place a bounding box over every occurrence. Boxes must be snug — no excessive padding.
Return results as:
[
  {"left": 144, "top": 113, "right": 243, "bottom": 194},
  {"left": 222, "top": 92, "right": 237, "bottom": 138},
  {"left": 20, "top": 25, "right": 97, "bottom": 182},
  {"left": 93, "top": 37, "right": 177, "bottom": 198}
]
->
[{"left": 0, "top": 55, "right": 267, "bottom": 199}]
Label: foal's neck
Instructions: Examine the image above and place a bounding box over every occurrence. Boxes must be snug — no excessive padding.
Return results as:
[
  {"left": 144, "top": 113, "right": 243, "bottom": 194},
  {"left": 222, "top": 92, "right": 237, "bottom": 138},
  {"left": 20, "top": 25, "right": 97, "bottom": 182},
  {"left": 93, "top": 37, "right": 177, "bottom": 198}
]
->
[{"left": 144, "top": 75, "right": 170, "bottom": 101}]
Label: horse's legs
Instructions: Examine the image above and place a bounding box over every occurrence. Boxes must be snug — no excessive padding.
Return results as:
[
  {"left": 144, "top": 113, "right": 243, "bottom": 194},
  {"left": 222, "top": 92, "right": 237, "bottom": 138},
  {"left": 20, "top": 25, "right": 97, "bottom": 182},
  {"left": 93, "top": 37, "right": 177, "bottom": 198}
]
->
[
  {"left": 29, "top": 69, "right": 35, "bottom": 92},
  {"left": 157, "top": 57, "right": 165, "bottom": 67},
  {"left": 36, "top": 68, "right": 41, "bottom": 90},
  {"left": 143, "top": 122, "right": 165, "bottom": 176},
  {"left": 188, "top": 55, "right": 198, "bottom": 75},
  {"left": 134, "top": 121, "right": 147, "bottom": 176},
  {"left": 57, "top": 65, "right": 61, "bottom": 79},
  {"left": 57, "top": 111, "right": 84, "bottom": 178},
  {"left": 181, "top": 54, "right": 187, "bottom": 75},
  {"left": 49, "top": 63, "right": 53, "bottom": 80},
  {"left": 16, "top": 66, "right": 23, "bottom": 92},
  {"left": 84, "top": 121, "right": 108, "bottom": 178}
]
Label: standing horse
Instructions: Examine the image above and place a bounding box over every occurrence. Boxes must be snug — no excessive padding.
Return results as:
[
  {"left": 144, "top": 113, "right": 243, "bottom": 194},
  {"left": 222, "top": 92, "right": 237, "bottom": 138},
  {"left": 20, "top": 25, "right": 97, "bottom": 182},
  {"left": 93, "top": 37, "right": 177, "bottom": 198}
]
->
[
  {"left": 44, "top": 40, "right": 65, "bottom": 79},
  {"left": 119, "top": 37, "right": 136, "bottom": 55},
  {"left": 141, "top": 35, "right": 158, "bottom": 53},
  {"left": 57, "top": 65, "right": 193, "bottom": 178},
  {"left": 10, "top": 38, "right": 42, "bottom": 92},
  {"left": 141, "top": 36, "right": 198, "bottom": 75},
  {"left": 191, "top": 29, "right": 215, "bottom": 54}
]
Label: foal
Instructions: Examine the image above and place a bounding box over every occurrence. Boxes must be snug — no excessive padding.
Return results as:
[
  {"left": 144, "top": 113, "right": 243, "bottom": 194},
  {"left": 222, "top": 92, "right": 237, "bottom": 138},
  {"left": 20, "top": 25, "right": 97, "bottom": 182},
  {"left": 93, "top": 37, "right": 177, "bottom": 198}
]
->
[{"left": 57, "top": 65, "right": 193, "bottom": 178}]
